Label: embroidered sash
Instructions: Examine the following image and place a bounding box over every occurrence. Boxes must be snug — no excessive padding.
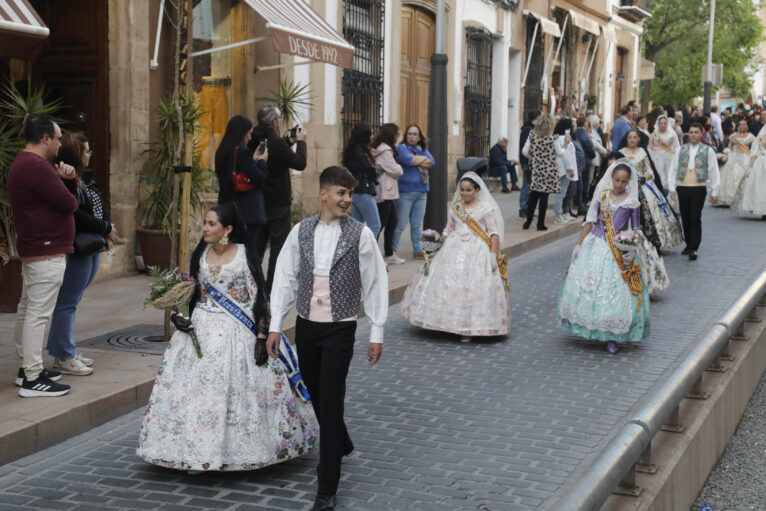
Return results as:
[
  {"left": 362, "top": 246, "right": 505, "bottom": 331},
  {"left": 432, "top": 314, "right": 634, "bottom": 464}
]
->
[
  {"left": 453, "top": 203, "right": 510, "bottom": 292},
  {"left": 206, "top": 285, "right": 311, "bottom": 402},
  {"left": 733, "top": 139, "right": 750, "bottom": 155},
  {"left": 599, "top": 191, "right": 643, "bottom": 309},
  {"left": 643, "top": 181, "right": 671, "bottom": 217}
]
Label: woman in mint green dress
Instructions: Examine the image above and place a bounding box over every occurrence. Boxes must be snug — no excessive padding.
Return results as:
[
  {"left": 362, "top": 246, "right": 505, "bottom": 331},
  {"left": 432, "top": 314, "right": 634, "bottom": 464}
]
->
[{"left": 558, "top": 160, "right": 650, "bottom": 354}]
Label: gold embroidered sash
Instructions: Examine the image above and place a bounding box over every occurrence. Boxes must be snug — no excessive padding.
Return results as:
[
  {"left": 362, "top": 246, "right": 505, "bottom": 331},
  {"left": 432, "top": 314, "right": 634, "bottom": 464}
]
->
[
  {"left": 653, "top": 133, "right": 675, "bottom": 154},
  {"left": 599, "top": 190, "right": 643, "bottom": 309},
  {"left": 733, "top": 139, "right": 750, "bottom": 155},
  {"left": 453, "top": 203, "right": 510, "bottom": 292}
]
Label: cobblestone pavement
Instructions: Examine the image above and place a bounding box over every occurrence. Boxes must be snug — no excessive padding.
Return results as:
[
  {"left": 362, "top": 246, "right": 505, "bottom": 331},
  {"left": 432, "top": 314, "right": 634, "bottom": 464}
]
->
[
  {"left": 1, "top": 207, "right": 765, "bottom": 511},
  {"left": 693, "top": 371, "right": 766, "bottom": 511}
]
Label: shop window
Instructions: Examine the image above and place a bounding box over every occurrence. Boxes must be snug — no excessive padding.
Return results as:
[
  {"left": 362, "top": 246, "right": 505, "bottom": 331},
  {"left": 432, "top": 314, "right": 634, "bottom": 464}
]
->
[
  {"left": 341, "top": 0, "right": 384, "bottom": 144},
  {"left": 464, "top": 27, "right": 492, "bottom": 158},
  {"left": 192, "top": 0, "right": 233, "bottom": 172}
]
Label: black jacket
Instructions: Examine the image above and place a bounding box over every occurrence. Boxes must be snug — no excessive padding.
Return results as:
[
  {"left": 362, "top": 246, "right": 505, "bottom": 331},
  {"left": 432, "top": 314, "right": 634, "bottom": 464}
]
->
[
  {"left": 343, "top": 144, "right": 378, "bottom": 195},
  {"left": 249, "top": 125, "right": 307, "bottom": 210},
  {"left": 216, "top": 145, "right": 268, "bottom": 225},
  {"left": 75, "top": 177, "right": 111, "bottom": 237}
]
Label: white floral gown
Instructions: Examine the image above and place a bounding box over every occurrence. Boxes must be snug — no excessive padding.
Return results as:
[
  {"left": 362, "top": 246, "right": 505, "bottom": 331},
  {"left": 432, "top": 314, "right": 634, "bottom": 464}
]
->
[
  {"left": 733, "top": 133, "right": 766, "bottom": 217},
  {"left": 718, "top": 133, "right": 755, "bottom": 206},
  {"left": 400, "top": 201, "right": 510, "bottom": 337},
  {"left": 137, "top": 244, "right": 319, "bottom": 471}
]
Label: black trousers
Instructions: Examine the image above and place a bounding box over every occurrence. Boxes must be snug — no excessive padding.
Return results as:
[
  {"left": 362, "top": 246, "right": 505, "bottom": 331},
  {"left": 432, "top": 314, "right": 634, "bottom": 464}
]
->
[
  {"left": 526, "top": 191, "right": 549, "bottom": 227},
  {"left": 677, "top": 186, "right": 707, "bottom": 251},
  {"left": 376, "top": 199, "right": 397, "bottom": 257},
  {"left": 254, "top": 206, "right": 291, "bottom": 294},
  {"left": 295, "top": 317, "right": 356, "bottom": 496}
]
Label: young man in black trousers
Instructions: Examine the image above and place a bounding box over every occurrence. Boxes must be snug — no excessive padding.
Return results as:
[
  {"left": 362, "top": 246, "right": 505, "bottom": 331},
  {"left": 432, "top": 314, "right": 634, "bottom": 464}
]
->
[
  {"left": 267, "top": 166, "right": 389, "bottom": 511},
  {"left": 668, "top": 123, "right": 720, "bottom": 260}
]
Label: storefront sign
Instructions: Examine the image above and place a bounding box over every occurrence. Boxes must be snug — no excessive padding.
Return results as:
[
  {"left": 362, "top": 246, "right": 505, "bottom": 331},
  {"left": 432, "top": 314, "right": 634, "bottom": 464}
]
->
[{"left": 271, "top": 29, "right": 354, "bottom": 69}]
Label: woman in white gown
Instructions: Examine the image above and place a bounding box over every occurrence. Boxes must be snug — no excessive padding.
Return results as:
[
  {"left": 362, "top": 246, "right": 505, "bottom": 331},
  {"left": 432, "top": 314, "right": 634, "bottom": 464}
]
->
[
  {"left": 719, "top": 119, "right": 756, "bottom": 206},
  {"left": 733, "top": 126, "right": 766, "bottom": 218},
  {"left": 647, "top": 115, "right": 680, "bottom": 190},
  {"left": 137, "top": 203, "right": 319, "bottom": 472},
  {"left": 400, "top": 171, "right": 510, "bottom": 343}
]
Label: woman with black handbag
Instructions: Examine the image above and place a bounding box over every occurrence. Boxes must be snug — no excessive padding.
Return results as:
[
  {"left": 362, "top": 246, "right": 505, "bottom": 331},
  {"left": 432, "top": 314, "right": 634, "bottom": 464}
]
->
[
  {"left": 46, "top": 132, "right": 115, "bottom": 375},
  {"left": 342, "top": 123, "right": 382, "bottom": 237}
]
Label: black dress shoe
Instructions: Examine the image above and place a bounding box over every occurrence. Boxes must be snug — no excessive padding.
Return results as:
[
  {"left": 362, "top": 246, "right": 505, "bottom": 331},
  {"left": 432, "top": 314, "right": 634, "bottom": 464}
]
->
[
  {"left": 312, "top": 494, "right": 336, "bottom": 511},
  {"left": 501, "top": 187, "right": 512, "bottom": 193},
  {"left": 511, "top": 184, "right": 521, "bottom": 191},
  {"left": 689, "top": 251, "right": 698, "bottom": 260},
  {"left": 681, "top": 247, "right": 690, "bottom": 255},
  {"left": 522, "top": 220, "right": 531, "bottom": 230},
  {"left": 537, "top": 225, "right": 548, "bottom": 231}
]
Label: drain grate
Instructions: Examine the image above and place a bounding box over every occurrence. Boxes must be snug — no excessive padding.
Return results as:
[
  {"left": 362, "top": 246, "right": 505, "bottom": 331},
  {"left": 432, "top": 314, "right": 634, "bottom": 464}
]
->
[{"left": 78, "top": 324, "right": 169, "bottom": 355}]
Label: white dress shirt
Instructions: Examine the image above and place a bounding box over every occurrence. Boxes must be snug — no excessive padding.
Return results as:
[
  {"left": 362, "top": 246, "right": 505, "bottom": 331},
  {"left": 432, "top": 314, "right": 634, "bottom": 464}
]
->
[
  {"left": 269, "top": 218, "right": 389, "bottom": 343},
  {"left": 554, "top": 136, "right": 578, "bottom": 180},
  {"left": 668, "top": 143, "right": 721, "bottom": 197}
]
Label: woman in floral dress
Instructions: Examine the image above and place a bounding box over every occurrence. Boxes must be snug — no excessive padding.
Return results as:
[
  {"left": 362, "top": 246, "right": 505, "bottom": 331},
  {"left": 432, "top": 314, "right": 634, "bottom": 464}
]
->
[
  {"left": 137, "top": 202, "right": 319, "bottom": 472},
  {"left": 622, "top": 129, "right": 683, "bottom": 250},
  {"left": 558, "top": 160, "right": 651, "bottom": 354},
  {"left": 719, "top": 119, "right": 756, "bottom": 206},
  {"left": 401, "top": 172, "right": 510, "bottom": 343}
]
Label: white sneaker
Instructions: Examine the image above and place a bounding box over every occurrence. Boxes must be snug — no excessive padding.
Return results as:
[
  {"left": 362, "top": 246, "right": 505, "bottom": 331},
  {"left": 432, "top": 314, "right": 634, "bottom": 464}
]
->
[
  {"left": 384, "top": 254, "right": 406, "bottom": 265},
  {"left": 554, "top": 215, "right": 569, "bottom": 225},
  {"left": 563, "top": 214, "right": 576, "bottom": 222},
  {"left": 54, "top": 357, "right": 94, "bottom": 376},
  {"left": 75, "top": 353, "right": 94, "bottom": 367}
]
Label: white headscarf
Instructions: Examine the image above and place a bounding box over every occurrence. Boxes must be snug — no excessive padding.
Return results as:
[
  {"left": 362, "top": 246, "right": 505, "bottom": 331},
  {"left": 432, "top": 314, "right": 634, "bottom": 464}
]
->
[
  {"left": 452, "top": 171, "right": 505, "bottom": 245},
  {"left": 586, "top": 159, "right": 641, "bottom": 224},
  {"left": 653, "top": 115, "right": 669, "bottom": 133}
]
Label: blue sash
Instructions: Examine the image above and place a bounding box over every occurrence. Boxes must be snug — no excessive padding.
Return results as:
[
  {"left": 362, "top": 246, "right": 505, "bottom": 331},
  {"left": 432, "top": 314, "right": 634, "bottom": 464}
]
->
[
  {"left": 644, "top": 182, "right": 670, "bottom": 217},
  {"left": 206, "top": 285, "right": 311, "bottom": 402}
]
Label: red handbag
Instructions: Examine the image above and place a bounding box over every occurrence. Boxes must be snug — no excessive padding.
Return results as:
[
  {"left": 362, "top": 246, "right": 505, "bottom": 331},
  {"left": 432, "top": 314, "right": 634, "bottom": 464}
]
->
[{"left": 232, "top": 147, "right": 256, "bottom": 192}]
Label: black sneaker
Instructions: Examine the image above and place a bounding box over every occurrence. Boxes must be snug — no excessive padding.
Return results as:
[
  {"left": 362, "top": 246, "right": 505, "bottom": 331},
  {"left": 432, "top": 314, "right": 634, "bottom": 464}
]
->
[
  {"left": 18, "top": 376, "right": 71, "bottom": 398},
  {"left": 501, "top": 187, "right": 512, "bottom": 193},
  {"left": 15, "top": 367, "right": 62, "bottom": 387}
]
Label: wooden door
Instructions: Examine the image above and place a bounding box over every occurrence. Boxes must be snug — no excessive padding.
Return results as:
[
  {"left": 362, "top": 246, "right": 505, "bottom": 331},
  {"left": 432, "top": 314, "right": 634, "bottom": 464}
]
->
[
  {"left": 613, "top": 48, "right": 626, "bottom": 120},
  {"left": 399, "top": 6, "right": 435, "bottom": 132},
  {"left": 29, "top": 0, "right": 110, "bottom": 205}
]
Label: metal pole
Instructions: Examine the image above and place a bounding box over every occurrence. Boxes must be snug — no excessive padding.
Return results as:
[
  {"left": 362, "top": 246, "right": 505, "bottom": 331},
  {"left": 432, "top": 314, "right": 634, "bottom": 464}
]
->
[
  {"left": 424, "top": 0, "right": 448, "bottom": 232},
  {"left": 521, "top": 21, "right": 540, "bottom": 88},
  {"left": 703, "top": 0, "right": 715, "bottom": 114}
]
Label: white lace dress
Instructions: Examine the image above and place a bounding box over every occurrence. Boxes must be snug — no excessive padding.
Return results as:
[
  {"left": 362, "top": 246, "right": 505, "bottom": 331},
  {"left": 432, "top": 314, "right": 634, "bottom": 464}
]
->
[
  {"left": 733, "top": 134, "right": 766, "bottom": 217},
  {"left": 719, "top": 133, "right": 755, "bottom": 206},
  {"left": 400, "top": 201, "right": 510, "bottom": 337},
  {"left": 137, "top": 244, "right": 319, "bottom": 471}
]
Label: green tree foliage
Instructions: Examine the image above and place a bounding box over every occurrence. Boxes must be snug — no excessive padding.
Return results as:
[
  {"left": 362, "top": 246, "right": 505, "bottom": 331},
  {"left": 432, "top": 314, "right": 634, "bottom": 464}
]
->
[{"left": 644, "top": 0, "right": 763, "bottom": 106}]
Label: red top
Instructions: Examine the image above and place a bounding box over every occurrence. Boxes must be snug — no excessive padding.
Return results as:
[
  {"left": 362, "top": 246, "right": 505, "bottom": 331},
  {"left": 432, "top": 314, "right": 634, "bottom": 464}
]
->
[{"left": 7, "top": 151, "right": 78, "bottom": 258}]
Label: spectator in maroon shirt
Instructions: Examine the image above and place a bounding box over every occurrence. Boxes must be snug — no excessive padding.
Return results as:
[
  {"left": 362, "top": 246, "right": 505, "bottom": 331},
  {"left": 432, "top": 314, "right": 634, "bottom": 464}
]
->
[{"left": 7, "top": 114, "right": 78, "bottom": 398}]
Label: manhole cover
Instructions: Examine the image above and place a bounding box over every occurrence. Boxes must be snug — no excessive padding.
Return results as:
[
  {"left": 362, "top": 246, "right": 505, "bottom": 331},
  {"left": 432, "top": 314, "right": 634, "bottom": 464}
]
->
[{"left": 78, "top": 324, "right": 168, "bottom": 355}]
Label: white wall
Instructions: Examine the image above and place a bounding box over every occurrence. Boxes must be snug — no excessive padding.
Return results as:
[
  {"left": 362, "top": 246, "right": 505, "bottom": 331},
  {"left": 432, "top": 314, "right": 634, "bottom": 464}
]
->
[
  {"left": 508, "top": 49, "right": 522, "bottom": 160},
  {"left": 383, "top": 0, "right": 393, "bottom": 121}
]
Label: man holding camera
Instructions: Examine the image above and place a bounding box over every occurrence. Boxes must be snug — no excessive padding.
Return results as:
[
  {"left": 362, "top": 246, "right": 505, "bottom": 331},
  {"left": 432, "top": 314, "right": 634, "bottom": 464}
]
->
[{"left": 249, "top": 103, "right": 308, "bottom": 293}]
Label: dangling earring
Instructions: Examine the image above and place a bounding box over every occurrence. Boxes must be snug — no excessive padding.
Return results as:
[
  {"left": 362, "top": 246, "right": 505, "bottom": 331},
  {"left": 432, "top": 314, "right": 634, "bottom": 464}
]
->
[{"left": 220, "top": 232, "right": 229, "bottom": 246}]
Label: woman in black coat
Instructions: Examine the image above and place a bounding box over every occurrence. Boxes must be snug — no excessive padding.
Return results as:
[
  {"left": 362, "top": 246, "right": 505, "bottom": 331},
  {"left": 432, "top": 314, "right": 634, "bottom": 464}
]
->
[
  {"left": 215, "top": 115, "right": 268, "bottom": 244},
  {"left": 342, "top": 123, "right": 381, "bottom": 237}
]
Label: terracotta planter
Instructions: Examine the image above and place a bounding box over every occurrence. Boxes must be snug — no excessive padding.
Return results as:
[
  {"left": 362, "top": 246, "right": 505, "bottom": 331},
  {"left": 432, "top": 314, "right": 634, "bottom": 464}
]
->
[
  {"left": 0, "top": 256, "right": 23, "bottom": 313},
  {"left": 136, "top": 227, "right": 173, "bottom": 271}
]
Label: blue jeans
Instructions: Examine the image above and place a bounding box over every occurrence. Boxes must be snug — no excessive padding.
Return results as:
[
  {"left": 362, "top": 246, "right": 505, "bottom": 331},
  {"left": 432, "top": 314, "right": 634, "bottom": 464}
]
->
[
  {"left": 46, "top": 253, "right": 100, "bottom": 359},
  {"left": 393, "top": 191, "right": 427, "bottom": 254},
  {"left": 490, "top": 165, "right": 518, "bottom": 188},
  {"left": 555, "top": 174, "right": 571, "bottom": 216},
  {"left": 351, "top": 192, "right": 381, "bottom": 238}
]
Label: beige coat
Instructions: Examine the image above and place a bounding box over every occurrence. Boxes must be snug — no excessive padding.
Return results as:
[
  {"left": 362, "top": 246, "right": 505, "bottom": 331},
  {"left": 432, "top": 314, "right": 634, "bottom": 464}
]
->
[{"left": 371, "top": 143, "right": 403, "bottom": 202}]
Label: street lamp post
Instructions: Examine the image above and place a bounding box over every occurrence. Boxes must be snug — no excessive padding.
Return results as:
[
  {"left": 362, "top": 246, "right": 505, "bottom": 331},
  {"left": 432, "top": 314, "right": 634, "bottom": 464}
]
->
[
  {"left": 423, "top": 0, "right": 448, "bottom": 232},
  {"left": 703, "top": 0, "right": 716, "bottom": 114}
]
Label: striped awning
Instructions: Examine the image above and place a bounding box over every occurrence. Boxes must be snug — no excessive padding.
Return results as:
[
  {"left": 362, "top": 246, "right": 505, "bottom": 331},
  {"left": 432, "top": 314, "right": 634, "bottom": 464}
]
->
[
  {"left": 244, "top": 0, "right": 354, "bottom": 69},
  {"left": 0, "top": 0, "right": 49, "bottom": 60}
]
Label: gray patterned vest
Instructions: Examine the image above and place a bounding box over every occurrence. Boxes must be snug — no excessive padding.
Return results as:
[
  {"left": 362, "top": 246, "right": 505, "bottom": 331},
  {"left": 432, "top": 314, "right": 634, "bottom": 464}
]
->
[{"left": 296, "top": 215, "right": 364, "bottom": 321}]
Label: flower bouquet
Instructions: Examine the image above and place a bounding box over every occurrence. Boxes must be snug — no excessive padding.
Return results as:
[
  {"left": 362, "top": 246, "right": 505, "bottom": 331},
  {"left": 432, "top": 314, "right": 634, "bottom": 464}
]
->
[
  {"left": 421, "top": 229, "right": 443, "bottom": 276},
  {"left": 613, "top": 230, "right": 640, "bottom": 266},
  {"left": 143, "top": 266, "right": 202, "bottom": 358}
]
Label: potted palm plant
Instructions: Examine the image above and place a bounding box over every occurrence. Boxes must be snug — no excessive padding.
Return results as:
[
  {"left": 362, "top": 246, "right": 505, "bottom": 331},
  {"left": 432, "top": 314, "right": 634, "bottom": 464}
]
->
[
  {"left": 0, "top": 81, "right": 65, "bottom": 312},
  {"left": 257, "top": 79, "right": 313, "bottom": 128},
  {"left": 137, "top": 92, "right": 213, "bottom": 270}
]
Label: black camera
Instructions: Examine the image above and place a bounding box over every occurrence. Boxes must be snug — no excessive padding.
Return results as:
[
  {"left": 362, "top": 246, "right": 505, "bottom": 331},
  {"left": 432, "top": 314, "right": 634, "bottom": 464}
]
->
[{"left": 290, "top": 125, "right": 300, "bottom": 139}]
